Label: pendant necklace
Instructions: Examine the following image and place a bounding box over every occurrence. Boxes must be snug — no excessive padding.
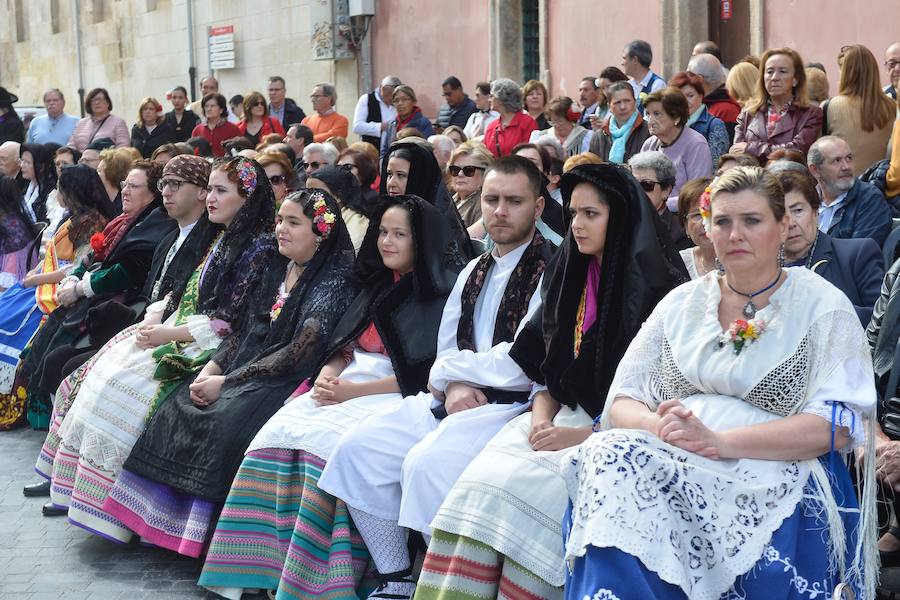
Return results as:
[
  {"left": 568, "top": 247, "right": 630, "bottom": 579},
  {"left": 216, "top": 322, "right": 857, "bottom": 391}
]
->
[{"left": 726, "top": 270, "right": 783, "bottom": 319}]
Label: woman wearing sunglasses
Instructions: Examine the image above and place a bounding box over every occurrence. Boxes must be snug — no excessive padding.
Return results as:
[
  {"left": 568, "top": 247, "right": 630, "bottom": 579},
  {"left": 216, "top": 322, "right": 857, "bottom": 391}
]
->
[
  {"left": 448, "top": 140, "right": 494, "bottom": 227},
  {"left": 237, "top": 91, "right": 285, "bottom": 146},
  {"left": 257, "top": 151, "right": 293, "bottom": 209}
]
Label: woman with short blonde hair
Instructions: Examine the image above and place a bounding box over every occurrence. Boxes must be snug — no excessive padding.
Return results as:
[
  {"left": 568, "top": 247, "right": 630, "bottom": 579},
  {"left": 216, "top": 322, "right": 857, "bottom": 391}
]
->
[{"left": 448, "top": 140, "right": 494, "bottom": 226}]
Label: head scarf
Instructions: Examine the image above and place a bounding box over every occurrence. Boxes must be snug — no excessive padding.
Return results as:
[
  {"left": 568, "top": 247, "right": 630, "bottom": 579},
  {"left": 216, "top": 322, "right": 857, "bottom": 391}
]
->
[
  {"left": 21, "top": 142, "right": 60, "bottom": 223},
  {"left": 162, "top": 154, "right": 211, "bottom": 188},
  {"left": 308, "top": 164, "right": 369, "bottom": 217},
  {"left": 0, "top": 175, "right": 36, "bottom": 255},
  {"left": 511, "top": 163, "right": 688, "bottom": 417}
]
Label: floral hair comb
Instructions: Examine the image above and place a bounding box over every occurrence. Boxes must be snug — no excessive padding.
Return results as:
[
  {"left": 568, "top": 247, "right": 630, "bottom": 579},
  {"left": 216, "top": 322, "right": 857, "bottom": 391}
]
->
[
  {"left": 699, "top": 185, "right": 712, "bottom": 232},
  {"left": 232, "top": 157, "right": 257, "bottom": 196},
  {"left": 311, "top": 192, "right": 336, "bottom": 239}
]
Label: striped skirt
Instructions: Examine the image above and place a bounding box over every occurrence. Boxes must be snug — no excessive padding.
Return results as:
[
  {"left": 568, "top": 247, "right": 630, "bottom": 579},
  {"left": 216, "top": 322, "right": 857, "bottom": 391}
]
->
[
  {"left": 414, "top": 529, "right": 562, "bottom": 600},
  {"left": 199, "top": 448, "right": 374, "bottom": 599}
]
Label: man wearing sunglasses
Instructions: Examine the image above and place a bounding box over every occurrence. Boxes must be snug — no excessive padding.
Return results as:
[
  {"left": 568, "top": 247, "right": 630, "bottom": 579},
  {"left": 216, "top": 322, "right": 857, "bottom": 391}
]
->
[
  {"left": 301, "top": 142, "right": 338, "bottom": 178},
  {"left": 628, "top": 150, "right": 691, "bottom": 250}
]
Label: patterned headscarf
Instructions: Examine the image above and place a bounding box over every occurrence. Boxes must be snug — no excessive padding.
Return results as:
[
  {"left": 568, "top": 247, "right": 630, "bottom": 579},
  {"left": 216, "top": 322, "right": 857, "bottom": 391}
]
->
[{"left": 162, "top": 154, "right": 211, "bottom": 189}]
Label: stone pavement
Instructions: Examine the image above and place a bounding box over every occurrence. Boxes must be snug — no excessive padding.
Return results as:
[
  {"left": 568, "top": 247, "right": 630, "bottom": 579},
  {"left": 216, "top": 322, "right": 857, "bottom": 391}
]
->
[{"left": 0, "top": 426, "right": 265, "bottom": 600}]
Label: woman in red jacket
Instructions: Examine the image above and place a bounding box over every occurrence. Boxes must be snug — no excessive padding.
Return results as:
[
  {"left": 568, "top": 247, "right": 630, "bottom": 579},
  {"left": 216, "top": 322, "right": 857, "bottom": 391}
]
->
[
  {"left": 237, "top": 91, "right": 285, "bottom": 146},
  {"left": 731, "top": 47, "right": 822, "bottom": 162},
  {"left": 190, "top": 93, "right": 242, "bottom": 157},
  {"left": 483, "top": 78, "right": 538, "bottom": 157}
]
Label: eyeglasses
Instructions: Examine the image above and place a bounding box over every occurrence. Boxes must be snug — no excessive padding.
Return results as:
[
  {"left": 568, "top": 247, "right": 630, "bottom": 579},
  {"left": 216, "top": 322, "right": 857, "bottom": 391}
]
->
[
  {"left": 120, "top": 181, "right": 149, "bottom": 191},
  {"left": 638, "top": 180, "right": 660, "bottom": 193},
  {"left": 448, "top": 165, "right": 486, "bottom": 177},
  {"left": 309, "top": 94, "right": 327, "bottom": 100},
  {"left": 302, "top": 161, "right": 321, "bottom": 171},
  {"left": 887, "top": 60, "right": 900, "bottom": 70},
  {"left": 252, "top": 101, "right": 266, "bottom": 107},
  {"left": 268, "top": 174, "right": 287, "bottom": 185},
  {"left": 157, "top": 178, "right": 187, "bottom": 192},
  {"left": 686, "top": 211, "right": 703, "bottom": 223}
]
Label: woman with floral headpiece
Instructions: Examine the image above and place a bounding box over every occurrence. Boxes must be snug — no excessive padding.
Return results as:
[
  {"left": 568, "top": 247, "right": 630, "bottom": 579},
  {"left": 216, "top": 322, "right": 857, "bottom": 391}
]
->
[
  {"left": 99, "top": 188, "right": 358, "bottom": 556},
  {"left": 196, "top": 195, "right": 465, "bottom": 600},
  {"left": 35, "top": 157, "right": 277, "bottom": 543},
  {"left": 562, "top": 166, "right": 877, "bottom": 600}
]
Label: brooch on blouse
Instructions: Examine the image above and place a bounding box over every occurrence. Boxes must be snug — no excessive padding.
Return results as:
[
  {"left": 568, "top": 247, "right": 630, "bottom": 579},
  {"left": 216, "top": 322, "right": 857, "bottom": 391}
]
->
[{"left": 717, "top": 318, "right": 766, "bottom": 355}]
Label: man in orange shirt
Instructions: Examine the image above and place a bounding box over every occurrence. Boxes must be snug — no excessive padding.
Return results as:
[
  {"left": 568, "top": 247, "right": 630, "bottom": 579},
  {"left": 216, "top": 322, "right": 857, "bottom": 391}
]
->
[{"left": 301, "top": 83, "right": 349, "bottom": 142}]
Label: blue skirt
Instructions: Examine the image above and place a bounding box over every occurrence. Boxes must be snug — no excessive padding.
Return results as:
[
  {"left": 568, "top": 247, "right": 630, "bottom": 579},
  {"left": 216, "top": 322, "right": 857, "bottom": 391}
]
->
[
  {"left": 0, "top": 283, "right": 42, "bottom": 393},
  {"left": 563, "top": 453, "right": 861, "bottom": 600}
]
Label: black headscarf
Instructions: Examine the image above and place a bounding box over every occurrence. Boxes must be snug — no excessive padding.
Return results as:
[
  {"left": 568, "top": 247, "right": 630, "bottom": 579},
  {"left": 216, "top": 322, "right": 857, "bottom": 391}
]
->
[
  {"left": 166, "top": 157, "right": 277, "bottom": 325},
  {"left": 0, "top": 175, "right": 36, "bottom": 255},
  {"left": 510, "top": 163, "right": 688, "bottom": 417},
  {"left": 20, "top": 142, "right": 59, "bottom": 223},
  {"left": 309, "top": 164, "right": 371, "bottom": 217},
  {"left": 379, "top": 140, "right": 472, "bottom": 265},
  {"left": 320, "top": 194, "right": 464, "bottom": 396}
]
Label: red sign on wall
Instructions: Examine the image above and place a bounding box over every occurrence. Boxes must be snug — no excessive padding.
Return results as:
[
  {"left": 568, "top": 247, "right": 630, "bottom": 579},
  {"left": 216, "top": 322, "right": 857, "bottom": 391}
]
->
[{"left": 721, "top": 0, "right": 732, "bottom": 20}]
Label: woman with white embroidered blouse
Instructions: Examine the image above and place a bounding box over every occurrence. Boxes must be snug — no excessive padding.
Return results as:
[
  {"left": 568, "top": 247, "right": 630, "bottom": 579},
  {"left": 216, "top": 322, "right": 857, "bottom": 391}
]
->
[{"left": 562, "top": 166, "right": 877, "bottom": 600}]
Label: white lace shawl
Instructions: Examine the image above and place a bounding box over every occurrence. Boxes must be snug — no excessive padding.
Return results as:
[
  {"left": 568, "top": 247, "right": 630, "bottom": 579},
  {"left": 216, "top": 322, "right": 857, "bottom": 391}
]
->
[{"left": 563, "top": 268, "right": 878, "bottom": 600}]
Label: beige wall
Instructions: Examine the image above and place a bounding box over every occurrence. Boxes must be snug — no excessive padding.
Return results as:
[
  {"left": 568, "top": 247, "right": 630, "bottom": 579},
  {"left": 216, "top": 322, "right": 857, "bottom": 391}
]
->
[
  {"left": 546, "top": 2, "right": 663, "bottom": 98},
  {"left": 3, "top": 0, "right": 360, "bottom": 131},
  {"left": 763, "top": 0, "right": 900, "bottom": 95},
  {"left": 370, "top": 0, "right": 491, "bottom": 119}
]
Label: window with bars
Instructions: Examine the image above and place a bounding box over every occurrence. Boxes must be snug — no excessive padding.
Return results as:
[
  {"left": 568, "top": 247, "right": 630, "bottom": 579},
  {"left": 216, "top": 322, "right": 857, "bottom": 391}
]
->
[{"left": 522, "top": 0, "right": 539, "bottom": 82}]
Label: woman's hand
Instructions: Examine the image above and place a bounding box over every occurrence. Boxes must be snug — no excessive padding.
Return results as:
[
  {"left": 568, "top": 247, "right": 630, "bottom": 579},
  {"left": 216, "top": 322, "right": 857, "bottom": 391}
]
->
[
  {"left": 655, "top": 399, "right": 722, "bottom": 459},
  {"left": 530, "top": 425, "right": 592, "bottom": 452},
  {"left": 56, "top": 282, "right": 79, "bottom": 306},
  {"left": 190, "top": 375, "right": 225, "bottom": 407},
  {"left": 135, "top": 324, "right": 174, "bottom": 349},
  {"left": 140, "top": 309, "right": 163, "bottom": 328},
  {"left": 729, "top": 142, "right": 748, "bottom": 154},
  {"left": 528, "top": 418, "right": 553, "bottom": 445},
  {"left": 312, "top": 376, "right": 359, "bottom": 406}
]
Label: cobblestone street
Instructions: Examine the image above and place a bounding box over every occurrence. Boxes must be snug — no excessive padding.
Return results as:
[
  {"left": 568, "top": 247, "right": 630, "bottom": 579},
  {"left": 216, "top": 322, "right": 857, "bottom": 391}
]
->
[{"left": 0, "top": 427, "right": 237, "bottom": 599}]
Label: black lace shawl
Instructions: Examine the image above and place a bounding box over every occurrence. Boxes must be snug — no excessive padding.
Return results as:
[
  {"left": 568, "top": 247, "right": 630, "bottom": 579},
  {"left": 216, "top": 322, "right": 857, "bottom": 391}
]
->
[
  {"left": 379, "top": 140, "right": 472, "bottom": 266},
  {"left": 509, "top": 163, "right": 689, "bottom": 418},
  {"left": 309, "top": 164, "right": 371, "bottom": 217},
  {"left": 164, "top": 159, "right": 277, "bottom": 326},
  {"left": 124, "top": 191, "right": 359, "bottom": 501},
  {"left": 20, "top": 143, "right": 59, "bottom": 224},
  {"left": 317, "top": 194, "right": 465, "bottom": 397},
  {"left": 0, "top": 175, "right": 36, "bottom": 255}
]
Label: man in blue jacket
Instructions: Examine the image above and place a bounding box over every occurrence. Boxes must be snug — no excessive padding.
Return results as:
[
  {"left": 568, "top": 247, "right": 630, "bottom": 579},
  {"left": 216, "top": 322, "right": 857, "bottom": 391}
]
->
[{"left": 810, "top": 135, "right": 892, "bottom": 246}]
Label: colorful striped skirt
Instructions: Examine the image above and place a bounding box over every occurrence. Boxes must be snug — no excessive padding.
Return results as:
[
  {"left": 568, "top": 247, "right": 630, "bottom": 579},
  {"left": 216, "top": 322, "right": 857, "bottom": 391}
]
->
[
  {"left": 104, "top": 469, "right": 218, "bottom": 558},
  {"left": 199, "top": 448, "right": 374, "bottom": 599},
  {"left": 414, "top": 529, "right": 563, "bottom": 600}
]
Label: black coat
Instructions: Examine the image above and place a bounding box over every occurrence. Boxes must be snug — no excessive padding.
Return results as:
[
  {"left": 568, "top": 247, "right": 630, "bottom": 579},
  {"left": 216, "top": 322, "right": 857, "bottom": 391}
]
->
[
  {"left": 279, "top": 98, "right": 307, "bottom": 129},
  {"left": 131, "top": 121, "right": 176, "bottom": 158},
  {"left": 165, "top": 110, "right": 201, "bottom": 143},
  {"left": 0, "top": 111, "right": 25, "bottom": 144}
]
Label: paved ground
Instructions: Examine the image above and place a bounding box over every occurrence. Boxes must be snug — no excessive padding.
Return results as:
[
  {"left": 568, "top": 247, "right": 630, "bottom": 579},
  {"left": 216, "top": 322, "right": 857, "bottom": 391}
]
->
[{"left": 0, "top": 426, "right": 256, "bottom": 599}]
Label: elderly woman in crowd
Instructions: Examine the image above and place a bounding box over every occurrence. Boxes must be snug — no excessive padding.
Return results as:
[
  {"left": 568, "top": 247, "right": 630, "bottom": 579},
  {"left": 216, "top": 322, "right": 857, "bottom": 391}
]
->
[
  {"left": 130, "top": 97, "right": 175, "bottom": 159},
  {"left": 463, "top": 81, "right": 500, "bottom": 140},
  {"left": 640, "top": 87, "right": 713, "bottom": 212},
  {"left": 588, "top": 67, "right": 629, "bottom": 128},
  {"left": 523, "top": 79, "right": 550, "bottom": 130},
  {"left": 776, "top": 169, "right": 883, "bottom": 324},
  {"left": 628, "top": 150, "right": 691, "bottom": 250},
  {"left": 447, "top": 140, "right": 493, "bottom": 227},
  {"left": 0, "top": 165, "right": 114, "bottom": 429},
  {"left": 732, "top": 47, "right": 823, "bottom": 162},
  {"left": 414, "top": 163, "right": 686, "bottom": 600},
  {"left": 237, "top": 91, "right": 286, "bottom": 146},
  {"left": 256, "top": 150, "right": 294, "bottom": 209},
  {"left": 532, "top": 97, "right": 593, "bottom": 157},
  {"left": 676, "top": 177, "right": 715, "bottom": 279},
  {"left": 191, "top": 93, "right": 242, "bottom": 157},
  {"left": 588, "top": 82, "right": 649, "bottom": 164},
  {"left": 484, "top": 78, "right": 538, "bottom": 157},
  {"left": 97, "top": 146, "right": 134, "bottom": 213},
  {"left": 823, "top": 44, "right": 895, "bottom": 176},
  {"left": 381, "top": 85, "right": 434, "bottom": 157},
  {"left": 67, "top": 88, "right": 130, "bottom": 152},
  {"left": 669, "top": 71, "right": 729, "bottom": 166},
  {"left": 725, "top": 61, "right": 760, "bottom": 108},
  {"left": 562, "top": 166, "right": 877, "bottom": 600}
]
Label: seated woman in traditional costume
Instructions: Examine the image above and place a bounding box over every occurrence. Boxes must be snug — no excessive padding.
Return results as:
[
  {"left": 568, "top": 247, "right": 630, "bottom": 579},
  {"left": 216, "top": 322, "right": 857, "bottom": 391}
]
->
[
  {"left": 35, "top": 157, "right": 277, "bottom": 538},
  {"left": 196, "top": 195, "right": 464, "bottom": 600},
  {"left": 414, "top": 163, "right": 687, "bottom": 600},
  {"left": 0, "top": 175, "right": 38, "bottom": 292},
  {"left": 0, "top": 166, "right": 113, "bottom": 429},
  {"left": 101, "top": 189, "right": 358, "bottom": 556},
  {"left": 16, "top": 160, "right": 175, "bottom": 429},
  {"left": 562, "top": 166, "right": 877, "bottom": 600}
]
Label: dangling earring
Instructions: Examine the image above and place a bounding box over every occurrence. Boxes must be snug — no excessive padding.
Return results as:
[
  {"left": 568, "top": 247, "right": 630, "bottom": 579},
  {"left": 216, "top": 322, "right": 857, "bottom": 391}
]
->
[
  {"left": 715, "top": 257, "right": 725, "bottom": 274},
  {"left": 777, "top": 243, "right": 785, "bottom": 269}
]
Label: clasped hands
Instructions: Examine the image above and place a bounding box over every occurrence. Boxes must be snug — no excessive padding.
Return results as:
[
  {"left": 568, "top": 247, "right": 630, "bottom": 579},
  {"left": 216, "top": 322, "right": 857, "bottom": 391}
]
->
[
  {"left": 190, "top": 362, "right": 225, "bottom": 407},
  {"left": 654, "top": 398, "right": 722, "bottom": 459}
]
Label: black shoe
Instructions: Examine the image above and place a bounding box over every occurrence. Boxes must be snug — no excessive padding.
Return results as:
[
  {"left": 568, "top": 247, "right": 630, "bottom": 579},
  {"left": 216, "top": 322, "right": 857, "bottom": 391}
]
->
[
  {"left": 23, "top": 480, "right": 51, "bottom": 497},
  {"left": 41, "top": 501, "right": 67, "bottom": 517},
  {"left": 370, "top": 568, "right": 415, "bottom": 599}
]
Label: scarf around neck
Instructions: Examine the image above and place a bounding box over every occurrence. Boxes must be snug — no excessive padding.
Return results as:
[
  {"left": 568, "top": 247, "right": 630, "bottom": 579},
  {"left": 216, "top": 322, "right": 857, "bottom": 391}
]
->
[{"left": 607, "top": 111, "right": 639, "bottom": 164}]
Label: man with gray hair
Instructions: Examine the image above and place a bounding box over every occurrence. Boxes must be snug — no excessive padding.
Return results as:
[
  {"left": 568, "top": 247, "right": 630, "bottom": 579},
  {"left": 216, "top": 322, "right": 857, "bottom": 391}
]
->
[
  {"left": 0, "top": 141, "right": 25, "bottom": 192},
  {"left": 628, "top": 150, "right": 690, "bottom": 249},
  {"left": 621, "top": 40, "right": 665, "bottom": 109},
  {"left": 302, "top": 83, "right": 349, "bottom": 142},
  {"left": 353, "top": 75, "right": 401, "bottom": 149},
  {"left": 808, "top": 135, "right": 891, "bottom": 245},
  {"left": 26, "top": 89, "right": 78, "bottom": 145},
  {"left": 302, "top": 142, "right": 339, "bottom": 179},
  {"left": 687, "top": 53, "right": 740, "bottom": 140}
]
